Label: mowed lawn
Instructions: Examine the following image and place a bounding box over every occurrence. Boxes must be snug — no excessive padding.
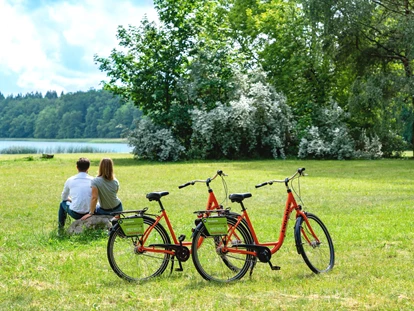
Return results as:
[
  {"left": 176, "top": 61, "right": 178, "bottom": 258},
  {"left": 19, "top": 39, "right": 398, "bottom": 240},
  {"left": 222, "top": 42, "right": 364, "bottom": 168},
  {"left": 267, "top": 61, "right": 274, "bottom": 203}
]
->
[{"left": 0, "top": 154, "right": 413, "bottom": 310}]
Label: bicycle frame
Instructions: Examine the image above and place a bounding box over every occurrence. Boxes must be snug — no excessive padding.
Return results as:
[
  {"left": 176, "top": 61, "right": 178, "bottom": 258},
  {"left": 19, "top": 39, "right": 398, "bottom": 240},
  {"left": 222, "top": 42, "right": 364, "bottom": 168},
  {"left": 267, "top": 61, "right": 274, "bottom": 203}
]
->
[
  {"left": 227, "top": 190, "right": 307, "bottom": 257},
  {"left": 136, "top": 170, "right": 227, "bottom": 256},
  {"left": 225, "top": 170, "right": 320, "bottom": 258}
]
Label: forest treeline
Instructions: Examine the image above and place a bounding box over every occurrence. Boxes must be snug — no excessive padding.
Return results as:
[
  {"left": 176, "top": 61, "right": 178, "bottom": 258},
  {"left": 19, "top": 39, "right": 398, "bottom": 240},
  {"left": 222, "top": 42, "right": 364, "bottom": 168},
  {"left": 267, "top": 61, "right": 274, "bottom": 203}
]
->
[{"left": 0, "top": 89, "right": 141, "bottom": 139}]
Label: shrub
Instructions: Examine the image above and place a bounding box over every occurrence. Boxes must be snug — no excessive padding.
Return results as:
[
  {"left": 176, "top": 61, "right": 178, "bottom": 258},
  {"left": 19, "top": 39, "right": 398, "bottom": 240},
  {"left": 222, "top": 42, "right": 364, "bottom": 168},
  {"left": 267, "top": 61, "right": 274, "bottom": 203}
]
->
[
  {"left": 127, "top": 118, "right": 185, "bottom": 161},
  {"left": 354, "top": 130, "right": 383, "bottom": 159},
  {"left": 190, "top": 75, "right": 293, "bottom": 159},
  {"left": 298, "top": 103, "right": 355, "bottom": 159}
]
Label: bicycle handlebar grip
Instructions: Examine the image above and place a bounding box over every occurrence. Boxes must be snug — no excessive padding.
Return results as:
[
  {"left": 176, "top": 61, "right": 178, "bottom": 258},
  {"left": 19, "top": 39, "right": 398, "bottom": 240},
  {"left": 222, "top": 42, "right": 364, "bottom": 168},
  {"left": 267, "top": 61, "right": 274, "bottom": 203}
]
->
[
  {"left": 255, "top": 182, "right": 268, "bottom": 188},
  {"left": 298, "top": 167, "right": 306, "bottom": 175},
  {"left": 178, "top": 182, "right": 191, "bottom": 189}
]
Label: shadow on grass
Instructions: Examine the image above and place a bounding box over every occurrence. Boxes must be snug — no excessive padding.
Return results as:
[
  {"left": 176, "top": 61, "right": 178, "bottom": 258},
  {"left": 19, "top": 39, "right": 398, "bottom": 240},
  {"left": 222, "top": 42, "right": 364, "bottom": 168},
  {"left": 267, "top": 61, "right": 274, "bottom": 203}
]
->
[{"left": 48, "top": 228, "right": 108, "bottom": 245}]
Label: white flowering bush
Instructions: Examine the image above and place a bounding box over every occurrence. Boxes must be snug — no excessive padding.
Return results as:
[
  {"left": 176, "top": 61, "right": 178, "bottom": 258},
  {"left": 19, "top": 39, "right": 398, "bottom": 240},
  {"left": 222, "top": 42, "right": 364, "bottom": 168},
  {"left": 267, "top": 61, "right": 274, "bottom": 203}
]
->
[
  {"left": 190, "top": 76, "right": 293, "bottom": 159},
  {"left": 354, "top": 130, "right": 383, "bottom": 159},
  {"left": 298, "top": 103, "right": 355, "bottom": 159},
  {"left": 297, "top": 102, "right": 390, "bottom": 159},
  {"left": 127, "top": 118, "right": 185, "bottom": 161}
]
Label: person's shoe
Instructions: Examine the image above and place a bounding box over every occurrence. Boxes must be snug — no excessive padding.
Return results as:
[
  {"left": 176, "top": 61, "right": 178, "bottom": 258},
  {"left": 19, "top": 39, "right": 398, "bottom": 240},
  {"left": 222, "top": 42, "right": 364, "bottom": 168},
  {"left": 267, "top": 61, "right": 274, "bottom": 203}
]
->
[{"left": 58, "top": 227, "right": 65, "bottom": 236}]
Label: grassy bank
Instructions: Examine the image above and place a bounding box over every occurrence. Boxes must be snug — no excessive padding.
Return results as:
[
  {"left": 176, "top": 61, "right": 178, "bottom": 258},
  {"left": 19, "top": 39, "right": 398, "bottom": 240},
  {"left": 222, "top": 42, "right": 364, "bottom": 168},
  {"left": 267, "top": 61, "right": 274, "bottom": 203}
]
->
[{"left": 0, "top": 154, "right": 413, "bottom": 310}]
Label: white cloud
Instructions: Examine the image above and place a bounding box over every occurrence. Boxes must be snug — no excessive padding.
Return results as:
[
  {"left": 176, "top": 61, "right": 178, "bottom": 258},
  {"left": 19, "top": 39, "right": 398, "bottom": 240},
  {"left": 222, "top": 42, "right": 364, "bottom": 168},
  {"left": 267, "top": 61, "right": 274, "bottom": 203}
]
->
[
  {"left": 0, "top": 1, "right": 48, "bottom": 73},
  {"left": 0, "top": 0, "right": 157, "bottom": 96}
]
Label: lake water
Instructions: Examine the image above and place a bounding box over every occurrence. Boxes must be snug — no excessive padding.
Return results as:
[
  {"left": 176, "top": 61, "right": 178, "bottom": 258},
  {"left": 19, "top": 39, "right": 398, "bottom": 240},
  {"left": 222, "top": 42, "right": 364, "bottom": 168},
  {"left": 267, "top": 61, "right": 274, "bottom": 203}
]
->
[{"left": 0, "top": 140, "right": 133, "bottom": 154}]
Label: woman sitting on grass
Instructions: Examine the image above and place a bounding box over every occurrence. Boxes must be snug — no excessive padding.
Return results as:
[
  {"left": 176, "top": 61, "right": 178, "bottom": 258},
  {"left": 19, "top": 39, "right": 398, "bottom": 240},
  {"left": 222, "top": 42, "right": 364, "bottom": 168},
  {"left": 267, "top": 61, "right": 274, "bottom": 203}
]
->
[{"left": 81, "top": 158, "right": 122, "bottom": 220}]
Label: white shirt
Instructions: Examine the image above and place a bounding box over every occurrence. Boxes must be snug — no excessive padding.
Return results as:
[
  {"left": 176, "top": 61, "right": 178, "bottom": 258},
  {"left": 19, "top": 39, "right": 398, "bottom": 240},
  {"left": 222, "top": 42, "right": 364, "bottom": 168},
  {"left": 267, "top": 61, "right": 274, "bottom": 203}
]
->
[{"left": 61, "top": 172, "right": 93, "bottom": 214}]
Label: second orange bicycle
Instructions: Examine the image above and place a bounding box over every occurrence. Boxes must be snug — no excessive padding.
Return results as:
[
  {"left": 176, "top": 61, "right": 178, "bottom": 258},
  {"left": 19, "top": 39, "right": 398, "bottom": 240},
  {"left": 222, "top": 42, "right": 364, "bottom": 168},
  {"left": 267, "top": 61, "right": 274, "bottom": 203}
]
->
[{"left": 191, "top": 168, "right": 335, "bottom": 282}]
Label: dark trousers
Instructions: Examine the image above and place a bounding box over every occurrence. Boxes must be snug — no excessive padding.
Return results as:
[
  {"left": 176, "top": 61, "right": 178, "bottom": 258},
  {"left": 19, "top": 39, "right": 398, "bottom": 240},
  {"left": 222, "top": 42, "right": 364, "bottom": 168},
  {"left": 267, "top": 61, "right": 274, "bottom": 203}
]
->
[{"left": 58, "top": 201, "right": 86, "bottom": 228}]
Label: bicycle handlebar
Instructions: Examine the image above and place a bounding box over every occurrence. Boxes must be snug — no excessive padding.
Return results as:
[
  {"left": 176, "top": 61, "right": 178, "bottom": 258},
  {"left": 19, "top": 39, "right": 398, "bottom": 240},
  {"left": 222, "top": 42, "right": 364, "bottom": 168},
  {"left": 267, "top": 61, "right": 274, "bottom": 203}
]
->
[
  {"left": 178, "top": 170, "right": 227, "bottom": 189},
  {"left": 255, "top": 168, "right": 306, "bottom": 188}
]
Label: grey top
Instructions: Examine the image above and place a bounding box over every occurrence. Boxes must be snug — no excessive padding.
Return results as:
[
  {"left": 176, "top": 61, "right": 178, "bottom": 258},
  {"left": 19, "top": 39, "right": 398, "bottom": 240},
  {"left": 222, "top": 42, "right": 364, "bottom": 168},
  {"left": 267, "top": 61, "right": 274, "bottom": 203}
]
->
[{"left": 91, "top": 176, "right": 121, "bottom": 210}]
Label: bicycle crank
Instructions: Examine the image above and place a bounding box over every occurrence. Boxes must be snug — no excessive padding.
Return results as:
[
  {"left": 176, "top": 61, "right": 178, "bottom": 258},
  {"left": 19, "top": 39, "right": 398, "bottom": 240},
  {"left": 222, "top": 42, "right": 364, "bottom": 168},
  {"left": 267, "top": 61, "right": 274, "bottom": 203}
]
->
[
  {"left": 231, "top": 244, "right": 272, "bottom": 263},
  {"left": 175, "top": 246, "right": 190, "bottom": 262}
]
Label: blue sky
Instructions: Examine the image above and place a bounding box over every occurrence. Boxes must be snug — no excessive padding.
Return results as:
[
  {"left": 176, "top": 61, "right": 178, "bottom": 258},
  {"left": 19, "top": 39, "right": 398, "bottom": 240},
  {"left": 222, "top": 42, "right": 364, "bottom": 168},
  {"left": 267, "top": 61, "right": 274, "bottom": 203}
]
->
[{"left": 0, "top": 0, "right": 157, "bottom": 97}]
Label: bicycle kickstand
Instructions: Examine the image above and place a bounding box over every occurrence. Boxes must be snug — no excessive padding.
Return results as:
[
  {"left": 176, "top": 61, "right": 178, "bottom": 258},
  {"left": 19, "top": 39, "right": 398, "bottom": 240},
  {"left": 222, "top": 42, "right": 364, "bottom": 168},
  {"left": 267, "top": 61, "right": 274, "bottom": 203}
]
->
[
  {"left": 175, "top": 260, "right": 184, "bottom": 272},
  {"left": 249, "top": 258, "right": 258, "bottom": 278},
  {"left": 175, "top": 234, "right": 186, "bottom": 272},
  {"left": 169, "top": 256, "right": 184, "bottom": 273}
]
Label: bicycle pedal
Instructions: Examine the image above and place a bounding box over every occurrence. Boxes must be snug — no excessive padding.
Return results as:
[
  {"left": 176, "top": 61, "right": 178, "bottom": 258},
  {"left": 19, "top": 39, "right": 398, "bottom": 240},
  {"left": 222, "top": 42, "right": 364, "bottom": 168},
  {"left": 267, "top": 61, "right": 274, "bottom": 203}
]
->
[
  {"left": 269, "top": 262, "right": 281, "bottom": 271},
  {"left": 175, "top": 268, "right": 184, "bottom": 272},
  {"left": 178, "top": 234, "right": 186, "bottom": 243}
]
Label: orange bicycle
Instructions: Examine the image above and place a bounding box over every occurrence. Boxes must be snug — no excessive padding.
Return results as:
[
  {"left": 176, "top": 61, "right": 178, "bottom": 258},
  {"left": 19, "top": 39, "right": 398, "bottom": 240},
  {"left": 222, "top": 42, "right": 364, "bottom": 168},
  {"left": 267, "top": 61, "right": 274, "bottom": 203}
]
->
[
  {"left": 191, "top": 168, "right": 335, "bottom": 282},
  {"left": 107, "top": 170, "right": 243, "bottom": 282}
]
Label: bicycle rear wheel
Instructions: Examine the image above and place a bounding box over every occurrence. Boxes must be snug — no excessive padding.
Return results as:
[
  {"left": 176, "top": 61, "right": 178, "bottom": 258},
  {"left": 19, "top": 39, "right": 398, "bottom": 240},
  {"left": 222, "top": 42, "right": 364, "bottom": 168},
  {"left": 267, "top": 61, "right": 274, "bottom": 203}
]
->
[
  {"left": 107, "top": 216, "right": 171, "bottom": 282},
  {"left": 294, "top": 212, "right": 334, "bottom": 273},
  {"left": 191, "top": 217, "right": 254, "bottom": 282}
]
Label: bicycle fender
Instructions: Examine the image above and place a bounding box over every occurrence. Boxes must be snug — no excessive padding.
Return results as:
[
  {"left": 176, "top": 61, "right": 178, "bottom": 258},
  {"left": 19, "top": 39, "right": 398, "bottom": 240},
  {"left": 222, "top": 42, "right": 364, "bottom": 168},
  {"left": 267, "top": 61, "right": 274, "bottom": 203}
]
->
[
  {"left": 294, "top": 216, "right": 304, "bottom": 254},
  {"left": 192, "top": 222, "right": 205, "bottom": 238},
  {"left": 109, "top": 222, "right": 120, "bottom": 236}
]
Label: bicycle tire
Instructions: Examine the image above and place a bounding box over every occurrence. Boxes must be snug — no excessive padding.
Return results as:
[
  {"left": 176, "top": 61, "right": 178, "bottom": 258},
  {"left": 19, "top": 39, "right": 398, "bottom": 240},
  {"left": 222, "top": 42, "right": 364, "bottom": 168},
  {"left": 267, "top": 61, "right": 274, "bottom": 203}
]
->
[
  {"left": 294, "top": 212, "right": 335, "bottom": 273},
  {"left": 107, "top": 216, "right": 171, "bottom": 282},
  {"left": 191, "top": 216, "right": 254, "bottom": 282}
]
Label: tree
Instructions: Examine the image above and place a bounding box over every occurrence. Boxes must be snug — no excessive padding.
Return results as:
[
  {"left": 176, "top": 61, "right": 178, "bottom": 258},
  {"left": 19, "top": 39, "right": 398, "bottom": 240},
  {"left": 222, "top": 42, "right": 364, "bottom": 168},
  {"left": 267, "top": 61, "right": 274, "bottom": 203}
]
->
[
  {"left": 45, "top": 91, "right": 58, "bottom": 99},
  {"left": 301, "top": 0, "right": 413, "bottom": 154},
  {"left": 95, "top": 19, "right": 187, "bottom": 129},
  {"left": 34, "top": 106, "right": 59, "bottom": 139},
  {"left": 95, "top": 0, "right": 244, "bottom": 148},
  {"left": 58, "top": 111, "right": 84, "bottom": 138},
  {"left": 227, "top": 0, "right": 335, "bottom": 134}
]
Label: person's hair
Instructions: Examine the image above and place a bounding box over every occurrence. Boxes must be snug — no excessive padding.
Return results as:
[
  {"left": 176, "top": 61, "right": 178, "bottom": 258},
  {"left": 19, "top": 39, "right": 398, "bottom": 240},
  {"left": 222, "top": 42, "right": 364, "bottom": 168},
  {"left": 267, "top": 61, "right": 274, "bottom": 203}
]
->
[
  {"left": 98, "top": 158, "right": 114, "bottom": 180},
  {"left": 76, "top": 157, "right": 90, "bottom": 172}
]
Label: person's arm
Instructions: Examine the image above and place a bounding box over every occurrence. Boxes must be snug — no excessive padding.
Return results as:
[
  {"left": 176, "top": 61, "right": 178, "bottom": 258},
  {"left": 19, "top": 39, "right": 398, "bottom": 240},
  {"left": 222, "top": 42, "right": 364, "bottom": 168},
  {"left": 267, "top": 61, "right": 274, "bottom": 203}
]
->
[
  {"left": 61, "top": 180, "right": 71, "bottom": 202},
  {"left": 81, "top": 186, "right": 98, "bottom": 220}
]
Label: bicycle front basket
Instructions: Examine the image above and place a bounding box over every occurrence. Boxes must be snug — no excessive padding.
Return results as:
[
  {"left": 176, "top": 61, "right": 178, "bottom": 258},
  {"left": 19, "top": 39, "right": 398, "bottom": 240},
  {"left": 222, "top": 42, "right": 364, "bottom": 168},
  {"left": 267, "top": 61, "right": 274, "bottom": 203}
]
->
[
  {"left": 203, "top": 217, "right": 227, "bottom": 236},
  {"left": 118, "top": 216, "right": 144, "bottom": 236}
]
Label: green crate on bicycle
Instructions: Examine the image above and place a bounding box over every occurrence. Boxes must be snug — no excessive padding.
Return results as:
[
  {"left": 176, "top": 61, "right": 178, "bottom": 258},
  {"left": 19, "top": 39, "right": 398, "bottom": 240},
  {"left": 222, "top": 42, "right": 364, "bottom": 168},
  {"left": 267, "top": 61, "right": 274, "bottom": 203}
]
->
[
  {"left": 118, "top": 216, "right": 144, "bottom": 236},
  {"left": 203, "top": 217, "right": 227, "bottom": 236}
]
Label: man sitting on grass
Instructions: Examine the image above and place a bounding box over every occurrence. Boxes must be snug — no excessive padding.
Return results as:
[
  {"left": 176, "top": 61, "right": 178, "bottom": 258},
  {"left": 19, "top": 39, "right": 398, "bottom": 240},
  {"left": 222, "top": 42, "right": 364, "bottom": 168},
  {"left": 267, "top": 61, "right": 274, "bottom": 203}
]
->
[{"left": 58, "top": 157, "right": 93, "bottom": 233}]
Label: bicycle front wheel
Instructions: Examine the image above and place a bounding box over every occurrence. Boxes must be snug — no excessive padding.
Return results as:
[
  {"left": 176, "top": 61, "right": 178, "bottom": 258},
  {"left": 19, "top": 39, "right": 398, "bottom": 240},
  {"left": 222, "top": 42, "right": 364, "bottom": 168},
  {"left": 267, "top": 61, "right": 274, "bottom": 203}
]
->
[
  {"left": 107, "top": 216, "right": 171, "bottom": 282},
  {"left": 294, "top": 212, "right": 334, "bottom": 273},
  {"left": 191, "top": 217, "right": 254, "bottom": 282}
]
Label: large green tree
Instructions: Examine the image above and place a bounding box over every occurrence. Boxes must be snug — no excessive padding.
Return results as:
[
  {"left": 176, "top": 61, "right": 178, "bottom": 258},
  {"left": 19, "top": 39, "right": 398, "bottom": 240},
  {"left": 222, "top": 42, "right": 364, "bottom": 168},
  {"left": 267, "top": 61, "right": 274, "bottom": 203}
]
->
[
  {"left": 94, "top": 18, "right": 189, "bottom": 138},
  {"left": 227, "top": 0, "right": 335, "bottom": 134},
  {"left": 301, "top": 0, "right": 414, "bottom": 154},
  {"left": 95, "top": 0, "right": 243, "bottom": 147}
]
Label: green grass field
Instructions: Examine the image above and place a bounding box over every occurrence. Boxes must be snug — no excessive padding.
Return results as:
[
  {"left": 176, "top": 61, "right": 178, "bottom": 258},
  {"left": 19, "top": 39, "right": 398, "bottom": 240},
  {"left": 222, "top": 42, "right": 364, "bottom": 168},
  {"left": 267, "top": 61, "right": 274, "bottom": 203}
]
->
[{"left": 0, "top": 154, "right": 413, "bottom": 310}]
